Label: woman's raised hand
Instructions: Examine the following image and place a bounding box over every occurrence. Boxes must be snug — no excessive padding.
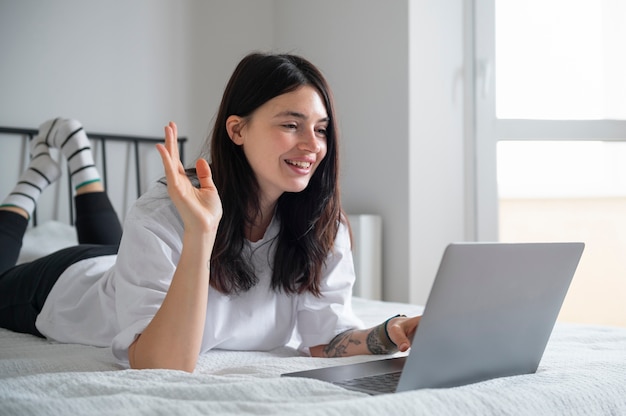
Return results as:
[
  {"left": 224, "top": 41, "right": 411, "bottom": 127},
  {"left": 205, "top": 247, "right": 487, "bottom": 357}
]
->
[{"left": 156, "top": 122, "right": 223, "bottom": 233}]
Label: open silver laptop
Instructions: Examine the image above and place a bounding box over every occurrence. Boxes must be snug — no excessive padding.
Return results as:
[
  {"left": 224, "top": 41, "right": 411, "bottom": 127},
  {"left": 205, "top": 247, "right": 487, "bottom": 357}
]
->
[{"left": 283, "top": 242, "right": 584, "bottom": 394}]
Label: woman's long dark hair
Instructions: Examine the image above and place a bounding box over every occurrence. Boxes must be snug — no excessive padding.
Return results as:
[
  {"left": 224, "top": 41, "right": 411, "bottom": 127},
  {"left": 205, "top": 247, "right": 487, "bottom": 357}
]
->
[{"left": 201, "top": 52, "right": 344, "bottom": 296}]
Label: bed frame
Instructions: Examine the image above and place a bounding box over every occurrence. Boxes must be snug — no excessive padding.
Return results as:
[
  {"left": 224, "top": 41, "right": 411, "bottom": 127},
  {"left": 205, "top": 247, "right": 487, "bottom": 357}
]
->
[{"left": 0, "top": 125, "right": 187, "bottom": 226}]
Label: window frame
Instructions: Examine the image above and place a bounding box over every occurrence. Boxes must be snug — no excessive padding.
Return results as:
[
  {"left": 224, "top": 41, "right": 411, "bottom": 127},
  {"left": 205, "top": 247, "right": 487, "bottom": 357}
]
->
[{"left": 473, "top": 0, "right": 626, "bottom": 241}]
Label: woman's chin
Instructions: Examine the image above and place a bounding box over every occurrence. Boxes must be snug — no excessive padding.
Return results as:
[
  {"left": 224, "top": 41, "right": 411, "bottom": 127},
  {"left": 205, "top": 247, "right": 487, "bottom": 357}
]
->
[{"left": 284, "top": 181, "right": 310, "bottom": 194}]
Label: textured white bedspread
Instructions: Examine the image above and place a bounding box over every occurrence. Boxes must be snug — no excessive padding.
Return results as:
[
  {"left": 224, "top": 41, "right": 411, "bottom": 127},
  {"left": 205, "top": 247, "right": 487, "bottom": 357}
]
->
[{"left": 1, "top": 297, "right": 625, "bottom": 415}]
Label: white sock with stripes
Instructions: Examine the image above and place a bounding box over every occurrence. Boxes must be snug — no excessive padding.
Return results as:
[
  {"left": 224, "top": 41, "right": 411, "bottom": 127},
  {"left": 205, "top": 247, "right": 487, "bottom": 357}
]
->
[
  {"left": 35, "top": 118, "right": 101, "bottom": 190},
  {"left": 0, "top": 142, "right": 61, "bottom": 219}
]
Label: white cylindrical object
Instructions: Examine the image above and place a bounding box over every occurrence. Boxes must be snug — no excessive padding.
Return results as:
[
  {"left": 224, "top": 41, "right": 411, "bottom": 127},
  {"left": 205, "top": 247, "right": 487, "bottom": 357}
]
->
[{"left": 348, "top": 214, "right": 382, "bottom": 300}]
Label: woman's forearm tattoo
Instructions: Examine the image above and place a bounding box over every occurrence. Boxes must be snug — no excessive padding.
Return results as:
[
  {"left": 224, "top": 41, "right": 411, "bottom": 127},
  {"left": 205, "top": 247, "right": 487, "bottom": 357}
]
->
[
  {"left": 322, "top": 324, "right": 398, "bottom": 357},
  {"left": 323, "top": 330, "right": 361, "bottom": 357},
  {"left": 366, "top": 325, "right": 396, "bottom": 355}
]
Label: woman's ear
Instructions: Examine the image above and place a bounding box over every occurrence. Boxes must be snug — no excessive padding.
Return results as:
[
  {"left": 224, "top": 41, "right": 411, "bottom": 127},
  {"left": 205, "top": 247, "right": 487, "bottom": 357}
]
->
[{"left": 226, "top": 115, "right": 245, "bottom": 145}]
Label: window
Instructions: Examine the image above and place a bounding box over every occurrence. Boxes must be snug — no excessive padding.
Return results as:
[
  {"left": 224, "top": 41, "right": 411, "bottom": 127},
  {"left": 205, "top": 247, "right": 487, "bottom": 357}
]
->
[
  {"left": 498, "top": 140, "right": 626, "bottom": 327},
  {"left": 496, "top": 0, "right": 626, "bottom": 120},
  {"left": 475, "top": 0, "right": 626, "bottom": 327}
]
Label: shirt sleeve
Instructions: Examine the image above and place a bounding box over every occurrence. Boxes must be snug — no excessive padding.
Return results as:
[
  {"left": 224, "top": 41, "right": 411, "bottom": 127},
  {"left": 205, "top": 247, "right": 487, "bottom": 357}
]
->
[
  {"left": 110, "top": 188, "right": 184, "bottom": 365},
  {"left": 295, "top": 221, "right": 365, "bottom": 349}
]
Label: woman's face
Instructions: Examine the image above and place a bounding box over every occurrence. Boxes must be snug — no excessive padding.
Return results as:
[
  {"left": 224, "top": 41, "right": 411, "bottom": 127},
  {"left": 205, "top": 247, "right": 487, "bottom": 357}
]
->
[{"left": 229, "top": 85, "right": 329, "bottom": 204}]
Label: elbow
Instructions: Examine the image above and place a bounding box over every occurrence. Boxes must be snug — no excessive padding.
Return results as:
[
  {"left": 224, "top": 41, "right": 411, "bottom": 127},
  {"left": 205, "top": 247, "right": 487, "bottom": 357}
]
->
[
  {"left": 128, "top": 337, "right": 197, "bottom": 372},
  {"left": 309, "top": 344, "right": 327, "bottom": 358}
]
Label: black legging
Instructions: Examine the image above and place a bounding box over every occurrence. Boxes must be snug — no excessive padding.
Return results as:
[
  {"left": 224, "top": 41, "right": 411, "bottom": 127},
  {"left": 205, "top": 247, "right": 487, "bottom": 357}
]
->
[{"left": 0, "top": 192, "right": 122, "bottom": 337}]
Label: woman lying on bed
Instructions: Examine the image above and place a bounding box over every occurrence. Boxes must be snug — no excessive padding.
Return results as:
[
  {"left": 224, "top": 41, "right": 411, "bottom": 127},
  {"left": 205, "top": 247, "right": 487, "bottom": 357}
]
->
[{"left": 0, "top": 52, "right": 419, "bottom": 372}]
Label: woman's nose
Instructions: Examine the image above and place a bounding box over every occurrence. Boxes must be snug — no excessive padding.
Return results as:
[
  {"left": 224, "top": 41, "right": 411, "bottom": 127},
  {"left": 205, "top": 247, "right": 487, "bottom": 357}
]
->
[{"left": 298, "top": 129, "right": 322, "bottom": 153}]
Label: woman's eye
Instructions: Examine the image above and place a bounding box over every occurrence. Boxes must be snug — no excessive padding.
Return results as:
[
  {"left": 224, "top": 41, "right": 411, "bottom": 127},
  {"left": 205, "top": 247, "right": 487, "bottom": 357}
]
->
[
  {"left": 283, "top": 123, "right": 297, "bottom": 130},
  {"left": 316, "top": 128, "right": 328, "bottom": 137}
]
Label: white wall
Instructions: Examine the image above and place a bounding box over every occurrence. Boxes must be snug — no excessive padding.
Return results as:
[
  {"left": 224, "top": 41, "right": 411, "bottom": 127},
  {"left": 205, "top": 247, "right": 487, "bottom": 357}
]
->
[
  {"left": 408, "top": 1, "right": 467, "bottom": 304},
  {"left": 0, "top": 0, "right": 274, "bottom": 156},
  {"left": 0, "top": 0, "right": 468, "bottom": 305}
]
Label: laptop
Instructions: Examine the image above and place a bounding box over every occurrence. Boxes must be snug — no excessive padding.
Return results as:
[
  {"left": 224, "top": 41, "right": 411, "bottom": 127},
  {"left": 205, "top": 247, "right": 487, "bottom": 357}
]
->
[{"left": 283, "top": 242, "right": 584, "bottom": 394}]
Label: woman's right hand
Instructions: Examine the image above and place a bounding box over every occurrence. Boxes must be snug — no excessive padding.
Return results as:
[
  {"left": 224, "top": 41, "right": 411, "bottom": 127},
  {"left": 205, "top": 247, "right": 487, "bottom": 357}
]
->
[
  {"left": 156, "top": 122, "right": 223, "bottom": 233},
  {"left": 130, "top": 122, "right": 220, "bottom": 371}
]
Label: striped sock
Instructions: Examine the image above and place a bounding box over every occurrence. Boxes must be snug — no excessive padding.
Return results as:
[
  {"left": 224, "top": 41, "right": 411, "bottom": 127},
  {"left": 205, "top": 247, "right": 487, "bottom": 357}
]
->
[
  {"left": 0, "top": 142, "right": 61, "bottom": 219},
  {"left": 35, "top": 118, "right": 101, "bottom": 190}
]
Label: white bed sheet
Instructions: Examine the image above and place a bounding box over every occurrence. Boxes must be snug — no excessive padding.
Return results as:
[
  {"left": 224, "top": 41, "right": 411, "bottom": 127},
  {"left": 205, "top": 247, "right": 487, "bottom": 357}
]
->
[
  {"left": 1, "top": 296, "right": 626, "bottom": 416},
  {"left": 3, "top": 222, "right": 626, "bottom": 415},
  {"left": 17, "top": 221, "right": 77, "bottom": 265}
]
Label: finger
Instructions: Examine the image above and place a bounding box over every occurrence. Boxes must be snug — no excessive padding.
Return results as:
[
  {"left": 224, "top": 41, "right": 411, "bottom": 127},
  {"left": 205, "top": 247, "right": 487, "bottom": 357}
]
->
[
  {"left": 169, "top": 121, "right": 177, "bottom": 138},
  {"left": 401, "top": 316, "right": 421, "bottom": 349},
  {"left": 405, "top": 316, "right": 421, "bottom": 332},
  {"left": 164, "top": 122, "right": 180, "bottom": 163},
  {"left": 157, "top": 126, "right": 183, "bottom": 180},
  {"left": 195, "top": 158, "right": 214, "bottom": 190},
  {"left": 156, "top": 143, "right": 178, "bottom": 183},
  {"left": 387, "top": 322, "right": 411, "bottom": 352}
]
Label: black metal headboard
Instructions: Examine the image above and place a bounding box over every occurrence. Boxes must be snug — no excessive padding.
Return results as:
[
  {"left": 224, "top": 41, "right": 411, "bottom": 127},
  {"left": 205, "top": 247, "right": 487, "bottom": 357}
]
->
[{"left": 0, "top": 126, "right": 187, "bottom": 226}]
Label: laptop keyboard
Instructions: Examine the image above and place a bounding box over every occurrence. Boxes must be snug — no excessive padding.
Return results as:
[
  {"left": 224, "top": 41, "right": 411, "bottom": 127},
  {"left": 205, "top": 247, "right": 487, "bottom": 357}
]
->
[{"left": 333, "top": 371, "right": 401, "bottom": 394}]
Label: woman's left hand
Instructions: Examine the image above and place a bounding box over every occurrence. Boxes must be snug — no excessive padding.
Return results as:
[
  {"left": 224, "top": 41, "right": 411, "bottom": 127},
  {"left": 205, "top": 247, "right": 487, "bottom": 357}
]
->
[
  {"left": 310, "top": 314, "right": 422, "bottom": 358},
  {"left": 386, "top": 315, "right": 421, "bottom": 352}
]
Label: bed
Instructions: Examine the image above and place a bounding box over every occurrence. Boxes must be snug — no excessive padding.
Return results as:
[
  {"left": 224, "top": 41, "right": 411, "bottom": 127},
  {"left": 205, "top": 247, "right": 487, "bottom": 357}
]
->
[{"left": 1, "top": 126, "right": 626, "bottom": 415}]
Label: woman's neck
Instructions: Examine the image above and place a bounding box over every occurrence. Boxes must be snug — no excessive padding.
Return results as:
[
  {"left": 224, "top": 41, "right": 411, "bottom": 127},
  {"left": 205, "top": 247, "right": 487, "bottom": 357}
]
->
[{"left": 245, "top": 199, "right": 277, "bottom": 242}]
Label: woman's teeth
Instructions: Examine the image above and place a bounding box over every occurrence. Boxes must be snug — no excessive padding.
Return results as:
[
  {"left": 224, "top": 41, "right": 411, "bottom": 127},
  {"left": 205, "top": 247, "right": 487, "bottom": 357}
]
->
[{"left": 287, "top": 160, "right": 312, "bottom": 168}]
